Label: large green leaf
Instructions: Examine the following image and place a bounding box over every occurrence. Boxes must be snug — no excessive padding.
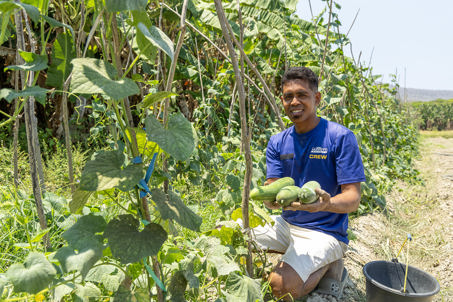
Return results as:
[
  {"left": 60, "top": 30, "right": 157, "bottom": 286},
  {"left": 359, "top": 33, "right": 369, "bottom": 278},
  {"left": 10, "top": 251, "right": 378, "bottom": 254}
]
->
[
  {"left": 104, "top": 214, "right": 167, "bottom": 264},
  {"left": 0, "top": 13, "right": 10, "bottom": 45},
  {"left": 73, "top": 282, "right": 101, "bottom": 302},
  {"left": 131, "top": 11, "right": 157, "bottom": 63},
  {"left": 69, "top": 189, "right": 93, "bottom": 213},
  {"left": 223, "top": 273, "right": 263, "bottom": 302},
  {"left": 62, "top": 214, "right": 106, "bottom": 250},
  {"left": 226, "top": 174, "right": 241, "bottom": 191},
  {"left": 0, "top": 2, "right": 15, "bottom": 44},
  {"left": 85, "top": 264, "right": 125, "bottom": 292},
  {"left": 195, "top": 237, "right": 239, "bottom": 276},
  {"left": 42, "top": 192, "right": 67, "bottom": 213},
  {"left": 208, "top": 254, "right": 240, "bottom": 276},
  {"left": 54, "top": 282, "right": 75, "bottom": 301},
  {"left": 5, "top": 50, "right": 48, "bottom": 71},
  {"left": 231, "top": 207, "right": 265, "bottom": 228},
  {"left": 16, "top": 2, "right": 40, "bottom": 22},
  {"left": 112, "top": 286, "right": 150, "bottom": 302},
  {"left": 151, "top": 188, "right": 202, "bottom": 232},
  {"left": 6, "top": 253, "right": 56, "bottom": 294},
  {"left": 145, "top": 113, "right": 195, "bottom": 161},
  {"left": 0, "top": 2, "right": 18, "bottom": 13},
  {"left": 0, "top": 1, "right": 39, "bottom": 22},
  {"left": 167, "top": 271, "right": 187, "bottom": 302},
  {"left": 46, "top": 31, "right": 76, "bottom": 89},
  {"left": 125, "top": 128, "right": 161, "bottom": 158},
  {"left": 55, "top": 244, "right": 103, "bottom": 279},
  {"left": 105, "top": 0, "right": 147, "bottom": 12},
  {"left": 79, "top": 149, "right": 144, "bottom": 192},
  {"left": 136, "top": 23, "right": 174, "bottom": 61},
  {"left": 178, "top": 255, "right": 200, "bottom": 289},
  {"left": 70, "top": 58, "right": 139, "bottom": 100},
  {"left": 0, "top": 86, "right": 49, "bottom": 104},
  {"left": 240, "top": 0, "right": 297, "bottom": 11}
]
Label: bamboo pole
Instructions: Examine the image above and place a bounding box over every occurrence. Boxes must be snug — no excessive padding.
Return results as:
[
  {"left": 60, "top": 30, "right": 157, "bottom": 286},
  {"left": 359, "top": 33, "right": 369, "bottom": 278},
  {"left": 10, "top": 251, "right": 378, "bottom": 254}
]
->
[
  {"left": 17, "top": 9, "right": 50, "bottom": 249},
  {"left": 23, "top": 9, "right": 46, "bottom": 195},
  {"left": 62, "top": 75, "right": 75, "bottom": 194},
  {"left": 214, "top": 0, "right": 253, "bottom": 277},
  {"left": 13, "top": 11, "right": 26, "bottom": 189}
]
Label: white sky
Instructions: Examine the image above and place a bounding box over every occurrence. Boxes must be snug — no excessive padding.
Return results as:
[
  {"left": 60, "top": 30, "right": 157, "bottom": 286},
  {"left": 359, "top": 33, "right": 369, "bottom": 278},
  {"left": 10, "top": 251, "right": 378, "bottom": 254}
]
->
[{"left": 296, "top": 0, "right": 453, "bottom": 90}]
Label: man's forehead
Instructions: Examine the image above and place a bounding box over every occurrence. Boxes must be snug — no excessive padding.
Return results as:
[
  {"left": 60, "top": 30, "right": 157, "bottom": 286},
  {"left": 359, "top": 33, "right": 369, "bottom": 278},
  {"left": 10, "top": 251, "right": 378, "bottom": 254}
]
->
[{"left": 282, "top": 79, "right": 311, "bottom": 92}]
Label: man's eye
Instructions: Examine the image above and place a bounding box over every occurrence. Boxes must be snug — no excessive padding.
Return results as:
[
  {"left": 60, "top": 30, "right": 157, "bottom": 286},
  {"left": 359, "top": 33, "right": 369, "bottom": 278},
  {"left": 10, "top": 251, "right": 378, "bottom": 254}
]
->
[
  {"left": 284, "top": 95, "right": 293, "bottom": 102},
  {"left": 296, "top": 93, "right": 306, "bottom": 98}
]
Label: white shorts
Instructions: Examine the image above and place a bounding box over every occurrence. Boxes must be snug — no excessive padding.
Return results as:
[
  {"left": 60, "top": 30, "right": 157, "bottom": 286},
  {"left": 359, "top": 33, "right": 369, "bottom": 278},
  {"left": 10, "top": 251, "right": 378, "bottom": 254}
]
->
[{"left": 250, "top": 215, "right": 347, "bottom": 282}]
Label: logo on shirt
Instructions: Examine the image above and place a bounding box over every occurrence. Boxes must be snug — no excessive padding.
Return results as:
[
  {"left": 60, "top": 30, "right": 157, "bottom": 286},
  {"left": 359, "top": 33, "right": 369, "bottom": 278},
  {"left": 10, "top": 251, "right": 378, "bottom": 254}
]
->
[{"left": 309, "top": 147, "right": 328, "bottom": 159}]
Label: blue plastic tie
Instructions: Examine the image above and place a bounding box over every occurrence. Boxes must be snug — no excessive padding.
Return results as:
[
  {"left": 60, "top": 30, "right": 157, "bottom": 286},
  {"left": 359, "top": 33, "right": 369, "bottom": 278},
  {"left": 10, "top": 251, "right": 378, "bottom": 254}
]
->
[
  {"left": 139, "top": 179, "right": 151, "bottom": 192},
  {"left": 138, "top": 152, "right": 158, "bottom": 198},
  {"left": 132, "top": 156, "right": 143, "bottom": 164},
  {"left": 145, "top": 152, "right": 158, "bottom": 182},
  {"left": 140, "top": 218, "right": 166, "bottom": 292},
  {"left": 144, "top": 257, "right": 167, "bottom": 292}
]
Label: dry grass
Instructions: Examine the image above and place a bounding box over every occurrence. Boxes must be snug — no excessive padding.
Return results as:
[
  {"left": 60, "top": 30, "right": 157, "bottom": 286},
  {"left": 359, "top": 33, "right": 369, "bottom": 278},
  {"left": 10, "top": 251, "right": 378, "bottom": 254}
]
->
[{"left": 344, "top": 136, "right": 453, "bottom": 302}]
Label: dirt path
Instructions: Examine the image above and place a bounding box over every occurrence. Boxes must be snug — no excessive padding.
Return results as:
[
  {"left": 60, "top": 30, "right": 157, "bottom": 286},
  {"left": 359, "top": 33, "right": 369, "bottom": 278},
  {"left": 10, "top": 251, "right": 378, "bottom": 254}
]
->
[{"left": 306, "top": 136, "right": 453, "bottom": 302}]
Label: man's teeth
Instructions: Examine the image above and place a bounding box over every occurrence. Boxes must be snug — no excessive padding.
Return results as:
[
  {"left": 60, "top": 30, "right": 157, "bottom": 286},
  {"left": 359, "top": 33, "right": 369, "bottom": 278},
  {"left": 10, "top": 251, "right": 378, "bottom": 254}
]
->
[{"left": 292, "top": 110, "right": 303, "bottom": 113}]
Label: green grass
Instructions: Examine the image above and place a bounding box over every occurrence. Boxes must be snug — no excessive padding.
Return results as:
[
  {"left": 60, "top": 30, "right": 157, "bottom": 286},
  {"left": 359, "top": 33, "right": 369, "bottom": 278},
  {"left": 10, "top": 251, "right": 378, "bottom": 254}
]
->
[
  {"left": 420, "top": 130, "right": 453, "bottom": 139},
  {"left": 411, "top": 98, "right": 453, "bottom": 106}
]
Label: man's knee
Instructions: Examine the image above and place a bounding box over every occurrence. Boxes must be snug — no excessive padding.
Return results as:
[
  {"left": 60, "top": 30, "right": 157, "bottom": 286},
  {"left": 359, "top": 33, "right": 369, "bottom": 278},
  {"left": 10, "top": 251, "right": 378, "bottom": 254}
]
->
[{"left": 268, "top": 262, "right": 305, "bottom": 301}]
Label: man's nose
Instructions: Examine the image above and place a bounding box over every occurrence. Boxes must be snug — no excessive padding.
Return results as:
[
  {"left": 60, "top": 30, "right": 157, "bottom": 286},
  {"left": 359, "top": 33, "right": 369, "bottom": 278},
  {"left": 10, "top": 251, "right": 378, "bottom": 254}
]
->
[{"left": 290, "top": 96, "right": 301, "bottom": 105}]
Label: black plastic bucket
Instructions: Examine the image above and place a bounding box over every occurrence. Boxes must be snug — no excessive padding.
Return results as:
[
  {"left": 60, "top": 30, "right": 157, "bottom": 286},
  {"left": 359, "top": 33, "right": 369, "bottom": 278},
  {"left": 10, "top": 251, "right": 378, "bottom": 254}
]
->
[{"left": 363, "top": 260, "right": 440, "bottom": 302}]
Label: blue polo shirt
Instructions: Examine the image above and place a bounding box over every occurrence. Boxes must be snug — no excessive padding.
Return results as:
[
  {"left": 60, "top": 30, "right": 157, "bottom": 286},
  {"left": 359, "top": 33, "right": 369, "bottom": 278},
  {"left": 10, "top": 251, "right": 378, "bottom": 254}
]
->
[{"left": 266, "top": 118, "right": 366, "bottom": 244}]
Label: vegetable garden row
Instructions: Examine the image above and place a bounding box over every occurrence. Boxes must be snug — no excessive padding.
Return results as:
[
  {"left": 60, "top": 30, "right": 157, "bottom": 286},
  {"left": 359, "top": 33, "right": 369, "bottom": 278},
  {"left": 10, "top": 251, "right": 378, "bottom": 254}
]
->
[{"left": 0, "top": 0, "right": 420, "bottom": 300}]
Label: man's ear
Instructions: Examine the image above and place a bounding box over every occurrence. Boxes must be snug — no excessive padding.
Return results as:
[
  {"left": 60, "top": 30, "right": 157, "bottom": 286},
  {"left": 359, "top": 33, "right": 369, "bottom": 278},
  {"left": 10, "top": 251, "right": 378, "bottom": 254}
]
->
[{"left": 315, "top": 91, "right": 321, "bottom": 106}]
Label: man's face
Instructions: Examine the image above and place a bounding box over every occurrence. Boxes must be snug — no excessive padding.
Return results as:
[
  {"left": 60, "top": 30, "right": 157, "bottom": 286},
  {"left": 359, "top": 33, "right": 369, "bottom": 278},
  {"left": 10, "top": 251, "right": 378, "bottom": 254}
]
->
[{"left": 281, "top": 79, "right": 321, "bottom": 131}]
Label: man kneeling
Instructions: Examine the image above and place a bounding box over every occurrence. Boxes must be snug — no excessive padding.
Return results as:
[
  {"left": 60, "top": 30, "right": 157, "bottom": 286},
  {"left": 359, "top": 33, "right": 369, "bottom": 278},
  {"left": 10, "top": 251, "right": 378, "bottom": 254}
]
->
[{"left": 253, "top": 67, "right": 365, "bottom": 300}]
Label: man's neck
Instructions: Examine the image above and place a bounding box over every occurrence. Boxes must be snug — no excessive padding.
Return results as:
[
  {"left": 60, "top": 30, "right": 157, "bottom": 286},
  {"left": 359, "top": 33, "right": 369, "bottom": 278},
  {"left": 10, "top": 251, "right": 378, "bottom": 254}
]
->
[{"left": 294, "top": 116, "right": 321, "bottom": 133}]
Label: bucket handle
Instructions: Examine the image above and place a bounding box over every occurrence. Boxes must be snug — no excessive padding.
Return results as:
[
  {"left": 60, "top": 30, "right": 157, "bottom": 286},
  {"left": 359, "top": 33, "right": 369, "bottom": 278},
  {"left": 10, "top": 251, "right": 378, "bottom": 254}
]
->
[{"left": 391, "top": 233, "right": 412, "bottom": 293}]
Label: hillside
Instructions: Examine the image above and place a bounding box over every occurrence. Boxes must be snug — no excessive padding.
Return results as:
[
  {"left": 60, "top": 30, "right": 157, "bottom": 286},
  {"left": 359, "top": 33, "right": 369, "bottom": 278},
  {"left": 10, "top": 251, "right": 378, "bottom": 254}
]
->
[{"left": 397, "top": 87, "right": 453, "bottom": 102}]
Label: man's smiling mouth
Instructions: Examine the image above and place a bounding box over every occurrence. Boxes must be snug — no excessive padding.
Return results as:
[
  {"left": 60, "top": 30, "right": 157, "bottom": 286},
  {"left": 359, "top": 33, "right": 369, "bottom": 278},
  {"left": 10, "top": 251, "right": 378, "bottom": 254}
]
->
[{"left": 291, "top": 109, "right": 304, "bottom": 117}]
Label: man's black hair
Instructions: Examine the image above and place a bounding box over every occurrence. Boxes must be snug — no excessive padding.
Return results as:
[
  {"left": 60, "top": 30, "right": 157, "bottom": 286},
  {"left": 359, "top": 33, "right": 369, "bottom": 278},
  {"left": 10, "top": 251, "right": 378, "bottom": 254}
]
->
[{"left": 281, "top": 67, "right": 319, "bottom": 92}]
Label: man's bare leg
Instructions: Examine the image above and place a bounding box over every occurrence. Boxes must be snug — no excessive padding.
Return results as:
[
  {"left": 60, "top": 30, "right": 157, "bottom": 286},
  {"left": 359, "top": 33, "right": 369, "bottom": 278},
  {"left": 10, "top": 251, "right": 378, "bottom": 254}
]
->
[
  {"left": 268, "top": 259, "right": 344, "bottom": 301},
  {"left": 323, "top": 258, "right": 344, "bottom": 280}
]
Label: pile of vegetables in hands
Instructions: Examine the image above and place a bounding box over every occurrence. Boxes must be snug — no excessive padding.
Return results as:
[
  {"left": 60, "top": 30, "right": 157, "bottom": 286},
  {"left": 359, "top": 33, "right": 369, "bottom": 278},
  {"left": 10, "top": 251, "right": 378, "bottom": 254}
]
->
[{"left": 250, "top": 177, "right": 321, "bottom": 207}]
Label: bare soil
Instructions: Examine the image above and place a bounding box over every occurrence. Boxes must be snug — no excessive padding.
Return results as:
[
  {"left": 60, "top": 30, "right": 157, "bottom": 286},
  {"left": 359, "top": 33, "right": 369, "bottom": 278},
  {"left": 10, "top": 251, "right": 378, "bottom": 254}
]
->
[{"left": 267, "top": 136, "right": 453, "bottom": 301}]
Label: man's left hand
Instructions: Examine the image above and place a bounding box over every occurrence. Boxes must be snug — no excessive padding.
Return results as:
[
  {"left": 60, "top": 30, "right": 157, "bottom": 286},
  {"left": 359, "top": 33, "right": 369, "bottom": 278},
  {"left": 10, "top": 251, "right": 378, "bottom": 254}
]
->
[{"left": 283, "top": 188, "right": 331, "bottom": 212}]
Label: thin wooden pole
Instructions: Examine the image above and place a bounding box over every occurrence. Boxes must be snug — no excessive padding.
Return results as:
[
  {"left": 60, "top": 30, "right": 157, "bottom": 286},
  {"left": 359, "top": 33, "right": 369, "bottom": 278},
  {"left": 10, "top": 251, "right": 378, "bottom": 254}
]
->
[
  {"left": 214, "top": 0, "right": 253, "bottom": 277},
  {"left": 18, "top": 8, "right": 50, "bottom": 249}
]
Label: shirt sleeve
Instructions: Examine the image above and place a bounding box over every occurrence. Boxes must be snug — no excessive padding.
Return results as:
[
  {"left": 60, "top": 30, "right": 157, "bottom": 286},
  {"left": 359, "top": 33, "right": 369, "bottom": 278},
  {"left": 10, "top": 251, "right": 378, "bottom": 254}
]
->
[
  {"left": 266, "top": 135, "right": 284, "bottom": 179},
  {"left": 335, "top": 131, "right": 366, "bottom": 185}
]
